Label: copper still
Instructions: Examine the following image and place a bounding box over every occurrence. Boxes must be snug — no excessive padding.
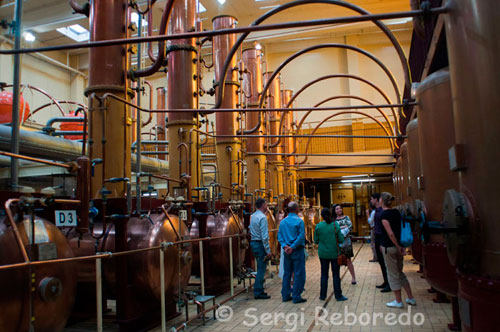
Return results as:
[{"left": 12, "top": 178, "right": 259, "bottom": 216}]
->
[
  {"left": 242, "top": 48, "right": 266, "bottom": 196},
  {"left": 0, "top": 214, "right": 76, "bottom": 332}
]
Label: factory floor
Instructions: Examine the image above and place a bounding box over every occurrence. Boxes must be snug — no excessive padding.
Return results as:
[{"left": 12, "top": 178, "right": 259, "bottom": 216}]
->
[
  {"left": 160, "top": 243, "right": 455, "bottom": 332},
  {"left": 65, "top": 243, "right": 455, "bottom": 331}
]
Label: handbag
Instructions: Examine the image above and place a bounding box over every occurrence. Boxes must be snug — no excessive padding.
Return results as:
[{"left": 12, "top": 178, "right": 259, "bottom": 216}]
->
[
  {"left": 400, "top": 215, "right": 414, "bottom": 247},
  {"left": 335, "top": 224, "right": 348, "bottom": 266}
]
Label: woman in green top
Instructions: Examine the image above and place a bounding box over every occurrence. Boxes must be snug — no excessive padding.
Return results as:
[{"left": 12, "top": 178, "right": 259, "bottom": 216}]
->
[{"left": 314, "top": 208, "right": 348, "bottom": 301}]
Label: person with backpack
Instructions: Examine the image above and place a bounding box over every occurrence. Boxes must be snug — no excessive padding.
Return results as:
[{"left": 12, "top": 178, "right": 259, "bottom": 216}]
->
[
  {"left": 379, "top": 192, "right": 416, "bottom": 308},
  {"left": 314, "top": 208, "right": 348, "bottom": 301}
]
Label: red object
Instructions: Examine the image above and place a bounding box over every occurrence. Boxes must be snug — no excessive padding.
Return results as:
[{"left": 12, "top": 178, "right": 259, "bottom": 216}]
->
[
  {"left": 0, "top": 91, "right": 30, "bottom": 124},
  {"left": 60, "top": 111, "right": 84, "bottom": 140}
]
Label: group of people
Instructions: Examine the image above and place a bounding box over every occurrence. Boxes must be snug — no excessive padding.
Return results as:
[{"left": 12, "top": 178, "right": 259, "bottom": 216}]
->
[{"left": 249, "top": 192, "right": 416, "bottom": 308}]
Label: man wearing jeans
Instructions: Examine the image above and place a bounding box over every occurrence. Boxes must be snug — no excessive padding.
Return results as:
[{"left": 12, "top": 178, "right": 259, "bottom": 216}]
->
[
  {"left": 249, "top": 198, "right": 272, "bottom": 299},
  {"left": 278, "top": 201, "right": 306, "bottom": 304}
]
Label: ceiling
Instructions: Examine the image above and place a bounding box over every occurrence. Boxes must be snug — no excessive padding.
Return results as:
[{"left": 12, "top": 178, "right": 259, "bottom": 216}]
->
[{"left": 0, "top": 0, "right": 411, "bottom": 55}]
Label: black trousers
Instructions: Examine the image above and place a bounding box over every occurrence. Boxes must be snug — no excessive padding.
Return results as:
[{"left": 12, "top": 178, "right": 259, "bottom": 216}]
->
[{"left": 374, "top": 235, "right": 389, "bottom": 285}]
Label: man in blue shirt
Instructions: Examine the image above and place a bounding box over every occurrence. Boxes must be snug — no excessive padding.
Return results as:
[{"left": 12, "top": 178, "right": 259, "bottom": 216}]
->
[
  {"left": 278, "top": 201, "right": 306, "bottom": 303},
  {"left": 250, "top": 198, "right": 272, "bottom": 299}
]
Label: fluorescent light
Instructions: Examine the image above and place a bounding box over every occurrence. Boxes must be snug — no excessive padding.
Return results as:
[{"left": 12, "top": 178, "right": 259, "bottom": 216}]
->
[
  {"left": 218, "top": 0, "right": 226, "bottom": 4},
  {"left": 340, "top": 178, "right": 375, "bottom": 183},
  {"left": 23, "top": 31, "right": 35, "bottom": 42},
  {"left": 342, "top": 174, "right": 368, "bottom": 178},
  {"left": 260, "top": 5, "right": 280, "bottom": 9},
  {"left": 56, "top": 24, "right": 89, "bottom": 42},
  {"left": 196, "top": 0, "right": 206, "bottom": 12}
]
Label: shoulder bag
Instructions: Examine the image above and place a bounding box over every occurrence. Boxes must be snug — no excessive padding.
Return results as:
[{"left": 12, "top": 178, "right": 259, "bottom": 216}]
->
[{"left": 335, "top": 223, "right": 348, "bottom": 266}]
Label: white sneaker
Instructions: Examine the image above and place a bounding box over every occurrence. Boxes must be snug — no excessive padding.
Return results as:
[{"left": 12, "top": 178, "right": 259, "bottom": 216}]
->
[
  {"left": 406, "top": 298, "right": 416, "bottom": 306},
  {"left": 386, "top": 300, "right": 404, "bottom": 308}
]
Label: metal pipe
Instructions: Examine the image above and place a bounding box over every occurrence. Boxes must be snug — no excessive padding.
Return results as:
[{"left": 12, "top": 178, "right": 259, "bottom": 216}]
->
[
  {"left": 96, "top": 258, "right": 103, "bottom": 332},
  {"left": 4, "top": 198, "right": 30, "bottom": 262},
  {"left": 160, "top": 245, "right": 166, "bottom": 332},
  {"left": 0, "top": 151, "right": 72, "bottom": 169},
  {"left": 10, "top": 0, "right": 24, "bottom": 187},
  {"left": 29, "top": 101, "right": 87, "bottom": 120},
  {"left": 136, "top": 13, "right": 143, "bottom": 214},
  {"left": 247, "top": 152, "right": 395, "bottom": 157},
  {"left": 229, "top": 236, "right": 234, "bottom": 296},
  {"left": 199, "top": 240, "right": 205, "bottom": 296},
  {"left": 0, "top": 7, "right": 448, "bottom": 56}
]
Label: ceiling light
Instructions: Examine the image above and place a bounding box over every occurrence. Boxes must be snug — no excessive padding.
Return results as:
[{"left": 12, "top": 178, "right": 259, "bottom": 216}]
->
[
  {"left": 341, "top": 174, "right": 368, "bottom": 178},
  {"left": 218, "top": 0, "right": 226, "bottom": 5},
  {"left": 23, "top": 31, "right": 35, "bottom": 42},
  {"left": 340, "top": 178, "right": 375, "bottom": 183},
  {"left": 56, "top": 24, "right": 89, "bottom": 42},
  {"left": 255, "top": 43, "right": 262, "bottom": 50}
]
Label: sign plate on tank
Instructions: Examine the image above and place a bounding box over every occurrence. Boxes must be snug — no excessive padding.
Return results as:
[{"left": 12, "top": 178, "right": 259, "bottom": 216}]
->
[
  {"left": 55, "top": 210, "right": 77, "bottom": 227},
  {"left": 179, "top": 210, "right": 188, "bottom": 221}
]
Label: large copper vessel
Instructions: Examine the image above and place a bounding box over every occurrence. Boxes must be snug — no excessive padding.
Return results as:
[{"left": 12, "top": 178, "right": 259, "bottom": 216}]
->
[
  {"left": 399, "top": 142, "right": 410, "bottom": 210},
  {"left": 405, "top": 119, "right": 423, "bottom": 264},
  {"left": 416, "top": 68, "right": 458, "bottom": 297},
  {"left": 190, "top": 203, "right": 246, "bottom": 294},
  {"left": 444, "top": 1, "right": 500, "bottom": 330},
  {"left": 0, "top": 216, "right": 76, "bottom": 332}
]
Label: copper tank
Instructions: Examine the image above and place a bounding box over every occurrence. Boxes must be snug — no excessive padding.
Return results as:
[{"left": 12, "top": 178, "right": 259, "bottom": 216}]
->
[
  {"left": 416, "top": 68, "right": 458, "bottom": 297},
  {"left": 444, "top": 1, "right": 500, "bottom": 330},
  {"left": 0, "top": 216, "right": 76, "bottom": 332},
  {"left": 399, "top": 142, "right": 410, "bottom": 211}
]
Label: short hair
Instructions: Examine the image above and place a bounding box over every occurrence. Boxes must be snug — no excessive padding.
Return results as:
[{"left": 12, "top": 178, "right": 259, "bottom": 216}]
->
[
  {"left": 371, "top": 193, "right": 381, "bottom": 200},
  {"left": 287, "top": 201, "right": 299, "bottom": 212},
  {"left": 255, "top": 198, "right": 267, "bottom": 209}
]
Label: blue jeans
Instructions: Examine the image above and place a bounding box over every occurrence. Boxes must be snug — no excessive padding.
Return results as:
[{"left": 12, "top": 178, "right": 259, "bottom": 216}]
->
[
  {"left": 250, "top": 241, "right": 267, "bottom": 296},
  {"left": 320, "top": 258, "right": 342, "bottom": 299},
  {"left": 282, "top": 247, "right": 306, "bottom": 302}
]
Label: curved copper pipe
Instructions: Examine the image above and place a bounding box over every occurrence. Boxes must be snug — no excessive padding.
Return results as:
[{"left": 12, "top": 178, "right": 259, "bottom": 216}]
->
[
  {"left": 68, "top": 0, "right": 90, "bottom": 17},
  {"left": 141, "top": 80, "right": 154, "bottom": 126},
  {"left": 250, "top": 43, "right": 401, "bottom": 135},
  {"left": 28, "top": 100, "right": 87, "bottom": 120},
  {"left": 270, "top": 74, "right": 398, "bottom": 148},
  {"left": 74, "top": 107, "right": 87, "bottom": 156},
  {"left": 177, "top": 142, "right": 190, "bottom": 179},
  {"left": 297, "top": 110, "right": 394, "bottom": 165},
  {"left": 5, "top": 199, "right": 30, "bottom": 262},
  {"left": 214, "top": 0, "right": 411, "bottom": 113},
  {"left": 131, "top": 0, "right": 173, "bottom": 78},
  {"left": 4, "top": 83, "right": 66, "bottom": 118},
  {"left": 296, "top": 95, "right": 395, "bottom": 137},
  {"left": 147, "top": 0, "right": 158, "bottom": 62}
]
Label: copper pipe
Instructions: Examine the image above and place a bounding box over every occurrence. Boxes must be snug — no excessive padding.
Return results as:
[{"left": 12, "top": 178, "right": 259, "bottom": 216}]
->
[
  {"left": 258, "top": 44, "right": 401, "bottom": 114},
  {"left": 131, "top": 0, "right": 174, "bottom": 78},
  {"left": 4, "top": 198, "right": 30, "bottom": 263},
  {"left": 68, "top": 0, "right": 90, "bottom": 17},
  {"left": 177, "top": 142, "right": 190, "bottom": 179},
  {"left": 161, "top": 204, "right": 181, "bottom": 241},
  {"left": 75, "top": 107, "right": 87, "bottom": 156},
  {"left": 296, "top": 95, "right": 395, "bottom": 137},
  {"left": 141, "top": 80, "right": 154, "bottom": 126},
  {"left": 147, "top": 0, "right": 158, "bottom": 62},
  {"left": 0, "top": 151, "right": 72, "bottom": 169},
  {"left": 272, "top": 74, "right": 397, "bottom": 148},
  {"left": 3, "top": 83, "right": 66, "bottom": 117},
  {"left": 295, "top": 110, "right": 395, "bottom": 165},
  {"left": 0, "top": 7, "right": 448, "bottom": 55},
  {"left": 28, "top": 100, "right": 87, "bottom": 120},
  {"left": 247, "top": 152, "right": 395, "bottom": 157},
  {"left": 97, "top": 92, "right": 413, "bottom": 113},
  {"left": 214, "top": 0, "right": 418, "bottom": 111}
]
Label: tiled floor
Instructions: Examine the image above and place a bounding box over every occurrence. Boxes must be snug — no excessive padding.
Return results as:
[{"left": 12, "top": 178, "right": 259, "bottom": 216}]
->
[
  {"left": 66, "top": 243, "right": 455, "bottom": 331},
  {"left": 160, "top": 243, "right": 455, "bottom": 332}
]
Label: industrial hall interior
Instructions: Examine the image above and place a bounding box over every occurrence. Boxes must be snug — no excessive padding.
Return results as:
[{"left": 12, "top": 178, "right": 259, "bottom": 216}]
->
[{"left": 0, "top": 0, "right": 498, "bottom": 331}]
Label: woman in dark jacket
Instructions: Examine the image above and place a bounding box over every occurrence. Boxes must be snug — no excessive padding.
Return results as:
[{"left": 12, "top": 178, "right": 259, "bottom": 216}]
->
[{"left": 314, "top": 208, "right": 348, "bottom": 301}]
